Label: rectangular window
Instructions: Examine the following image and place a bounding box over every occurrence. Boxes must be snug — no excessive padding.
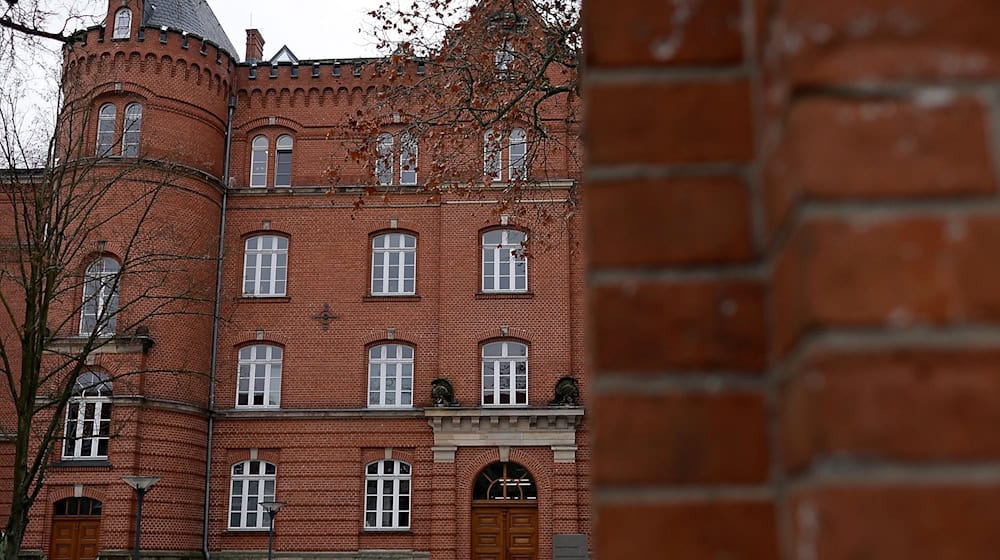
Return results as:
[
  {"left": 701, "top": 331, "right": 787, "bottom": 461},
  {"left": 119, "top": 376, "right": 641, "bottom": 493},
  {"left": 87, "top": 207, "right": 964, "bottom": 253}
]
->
[
  {"left": 371, "top": 233, "right": 416, "bottom": 295},
  {"left": 481, "top": 229, "right": 527, "bottom": 293},
  {"left": 243, "top": 235, "right": 288, "bottom": 297}
]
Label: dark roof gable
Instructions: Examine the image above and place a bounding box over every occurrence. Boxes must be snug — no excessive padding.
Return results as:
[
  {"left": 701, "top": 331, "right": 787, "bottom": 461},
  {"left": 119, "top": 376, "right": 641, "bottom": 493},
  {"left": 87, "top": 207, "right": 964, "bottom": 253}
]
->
[{"left": 143, "top": 0, "right": 238, "bottom": 59}]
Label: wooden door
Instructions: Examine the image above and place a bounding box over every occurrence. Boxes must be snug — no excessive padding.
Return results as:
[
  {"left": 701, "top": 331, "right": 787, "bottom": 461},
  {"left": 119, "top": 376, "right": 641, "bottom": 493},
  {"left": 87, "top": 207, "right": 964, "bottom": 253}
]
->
[
  {"left": 472, "top": 505, "right": 538, "bottom": 560},
  {"left": 50, "top": 519, "right": 100, "bottom": 560}
]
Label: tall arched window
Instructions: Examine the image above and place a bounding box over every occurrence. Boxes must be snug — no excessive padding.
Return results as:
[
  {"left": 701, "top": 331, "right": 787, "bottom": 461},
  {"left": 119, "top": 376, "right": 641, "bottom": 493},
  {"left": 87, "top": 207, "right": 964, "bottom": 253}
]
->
[
  {"left": 112, "top": 8, "right": 132, "bottom": 39},
  {"left": 63, "top": 372, "right": 112, "bottom": 459},
  {"left": 242, "top": 235, "right": 288, "bottom": 297},
  {"left": 80, "top": 256, "right": 120, "bottom": 336},
  {"left": 371, "top": 233, "right": 416, "bottom": 295},
  {"left": 399, "top": 132, "right": 418, "bottom": 185},
  {"left": 122, "top": 103, "right": 142, "bottom": 157},
  {"left": 274, "top": 135, "right": 293, "bottom": 187},
  {"left": 365, "top": 460, "right": 411, "bottom": 529},
  {"left": 250, "top": 136, "right": 268, "bottom": 188},
  {"left": 483, "top": 129, "right": 502, "bottom": 180},
  {"left": 368, "top": 344, "right": 414, "bottom": 408},
  {"left": 376, "top": 133, "right": 393, "bottom": 185},
  {"left": 236, "top": 344, "right": 283, "bottom": 408},
  {"left": 481, "top": 229, "right": 527, "bottom": 293},
  {"left": 482, "top": 340, "right": 528, "bottom": 406},
  {"left": 228, "top": 460, "right": 276, "bottom": 529},
  {"left": 96, "top": 104, "right": 116, "bottom": 156},
  {"left": 509, "top": 128, "right": 526, "bottom": 180}
]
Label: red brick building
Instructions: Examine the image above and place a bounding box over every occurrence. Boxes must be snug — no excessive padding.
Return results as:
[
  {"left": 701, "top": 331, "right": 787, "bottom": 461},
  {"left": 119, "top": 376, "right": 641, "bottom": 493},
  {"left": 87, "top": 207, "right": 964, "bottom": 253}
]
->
[{"left": 1, "top": 1, "right": 586, "bottom": 560}]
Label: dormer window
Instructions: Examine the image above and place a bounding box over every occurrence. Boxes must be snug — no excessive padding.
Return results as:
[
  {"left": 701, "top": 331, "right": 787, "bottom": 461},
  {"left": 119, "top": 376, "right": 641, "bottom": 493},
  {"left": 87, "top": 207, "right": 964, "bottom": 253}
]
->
[{"left": 113, "top": 8, "right": 132, "bottom": 39}]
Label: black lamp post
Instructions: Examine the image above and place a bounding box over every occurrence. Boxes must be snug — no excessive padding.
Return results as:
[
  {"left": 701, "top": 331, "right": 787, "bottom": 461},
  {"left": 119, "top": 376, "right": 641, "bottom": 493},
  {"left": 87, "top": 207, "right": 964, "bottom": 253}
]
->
[
  {"left": 121, "top": 476, "right": 161, "bottom": 560},
  {"left": 259, "top": 501, "right": 285, "bottom": 560}
]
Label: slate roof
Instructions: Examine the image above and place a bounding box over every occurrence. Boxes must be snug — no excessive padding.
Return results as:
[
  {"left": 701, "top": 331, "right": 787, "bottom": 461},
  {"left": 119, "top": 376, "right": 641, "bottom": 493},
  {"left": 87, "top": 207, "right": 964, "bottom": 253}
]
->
[{"left": 142, "top": 0, "right": 238, "bottom": 59}]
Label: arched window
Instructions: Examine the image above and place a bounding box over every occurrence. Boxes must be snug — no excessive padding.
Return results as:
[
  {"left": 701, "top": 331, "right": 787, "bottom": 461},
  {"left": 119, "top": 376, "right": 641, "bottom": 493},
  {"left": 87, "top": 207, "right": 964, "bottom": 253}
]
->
[
  {"left": 54, "top": 497, "right": 103, "bottom": 516},
  {"left": 250, "top": 136, "right": 268, "bottom": 188},
  {"left": 482, "top": 341, "right": 527, "bottom": 406},
  {"left": 376, "top": 133, "right": 393, "bottom": 185},
  {"left": 242, "top": 235, "right": 288, "bottom": 297},
  {"left": 509, "top": 128, "right": 526, "bottom": 180},
  {"left": 399, "top": 132, "right": 418, "bottom": 185},
  {"left": 368, "top": 344, "right": 414, "bottom": 408},
  {"left": 481, "top": 229, "right": 527, "bottom": 293},
  {"left": 228, "top": 460, "right": 276, "bottom": 529},
  {"left": 483, "top": 129, "right": 502, "bottom": 180},
  {"left": 274, "top": 135, "right": 293, "bottom": 187},
  {"left": 96, "top": 103, "right": 116, "bottom": 156},
  {"left": 112, "top": 8, "right": 132, "bottom": 39},
  {"left": 473, "top": 462, "right": 537, "bottom": 500},
  {"left": 495, "top": 41, "right": 514, "bottom": 78},
  {"left": 122, "top": 103, "right": 142, "bottom": 157},
  {"left": 63, "top": 372, "right": 112, "bottom": 460},
  {"left": 371, "top": 233, "right": 416, "bottom": 295},
  {"left": 80, "top": 256, "right": 120, "bottom": 336},
  {"left": 365, "top": 459, "right": 411, "bottom": 529},
  {"left": 236, "top": 344, "right": 282, "bottom": 408}
]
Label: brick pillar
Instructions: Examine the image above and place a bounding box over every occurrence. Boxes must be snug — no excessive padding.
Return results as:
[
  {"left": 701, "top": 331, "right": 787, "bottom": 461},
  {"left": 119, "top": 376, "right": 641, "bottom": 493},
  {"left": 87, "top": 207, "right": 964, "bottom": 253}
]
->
[
  {"left": 586, "top": 0, "right": 1000, "bottom": 558},
  {"left": 431, "top": 460, "right": 457, "bottom": 560}
]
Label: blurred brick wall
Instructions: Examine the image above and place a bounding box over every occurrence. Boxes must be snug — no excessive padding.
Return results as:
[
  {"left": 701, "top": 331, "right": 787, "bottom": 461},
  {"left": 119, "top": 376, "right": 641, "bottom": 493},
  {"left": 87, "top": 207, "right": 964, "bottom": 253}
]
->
[{"left": 585, "top": 0, "right": 1000, "bottom": 557}]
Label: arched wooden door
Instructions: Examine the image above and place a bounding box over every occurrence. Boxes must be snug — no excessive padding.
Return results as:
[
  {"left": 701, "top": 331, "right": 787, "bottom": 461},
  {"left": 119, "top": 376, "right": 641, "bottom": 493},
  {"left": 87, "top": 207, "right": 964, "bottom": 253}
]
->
[
  {"left": 471, "top": 462, "right": 538, "bottom": 560},
  {"left": 50, "top": 498, "right": 102, "bottom": 560}
]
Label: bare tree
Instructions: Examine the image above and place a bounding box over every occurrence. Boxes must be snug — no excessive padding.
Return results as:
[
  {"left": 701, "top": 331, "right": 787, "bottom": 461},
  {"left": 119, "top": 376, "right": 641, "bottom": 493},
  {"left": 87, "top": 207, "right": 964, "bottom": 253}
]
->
[
  {"left": 0, "top": 50, "right": 215, "bottom": 560},
  {"left": 333, "top": 0, "right": 581, "bottom": 224}
]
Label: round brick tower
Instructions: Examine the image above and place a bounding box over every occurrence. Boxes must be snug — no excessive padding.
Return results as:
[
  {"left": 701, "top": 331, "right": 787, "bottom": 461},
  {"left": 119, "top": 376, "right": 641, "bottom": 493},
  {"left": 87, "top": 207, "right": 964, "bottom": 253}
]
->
[{"left": 35, "top": 1, "right": 239, "bottom": 557}]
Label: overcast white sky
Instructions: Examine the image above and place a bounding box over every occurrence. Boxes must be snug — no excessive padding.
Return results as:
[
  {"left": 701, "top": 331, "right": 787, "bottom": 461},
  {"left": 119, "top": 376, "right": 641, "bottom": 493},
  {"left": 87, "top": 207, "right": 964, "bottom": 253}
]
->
[{"left": 209, "top": 0, "right": 386, "bottom": 60}]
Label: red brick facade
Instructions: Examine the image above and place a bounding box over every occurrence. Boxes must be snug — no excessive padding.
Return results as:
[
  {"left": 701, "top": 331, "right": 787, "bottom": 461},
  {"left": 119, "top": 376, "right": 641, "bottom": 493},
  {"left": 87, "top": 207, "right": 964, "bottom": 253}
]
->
[
  {"left": 1, "top": 1, "right": 586, "bottom": 560},
  {"left": 587, "top": 0, "right": 1000, "bottom": 558}
]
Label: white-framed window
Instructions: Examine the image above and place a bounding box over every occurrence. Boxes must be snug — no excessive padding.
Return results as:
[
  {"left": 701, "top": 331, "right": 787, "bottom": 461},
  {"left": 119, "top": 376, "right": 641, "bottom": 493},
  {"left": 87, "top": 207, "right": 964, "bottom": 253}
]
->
[
  {"left": 481, "top": 229, "right": 527, "bottom": 292},
  {"left": 250, "top": 136, "right": 268, "bottom": 188},
  {"left": 80, "top": 256, "right": 120, "bottom": 336},
  {"left": 242, "top": 235, "right": 288, "bottom": 297},
  {"left": 63, "top": 371, "right": 112, "bottom": 459},
  {"left": 483, "top": 129, "right": 502, "bottom": 180},
  {"left": 376, "top": 133, "right": 393, "bottom": 185},
  {"left": 96, "top": 103, "right": 116, "bottom": 157},
  {"left": 509, "top": 128, "right": 526, "bottom": 180},
  {"left": 371, "top": 233, "right": 416, "bottom": 295},
  {"left": 399, "top": 132, "right": 417, "bottom": 185},
  {"left": 236, "top": 344, "right": 282, "bottom": 408},
  {"left": 112, "top": 8, "right": 132, "bottom": 39},
  {"left": 495, "top": 40, "right": 514, "bottom": 78},
  {"left": 482, "top": 341, "right": 528, "bottom": 406},
  {"left": 368, "top": 344, "right": 414, "bottom": 408},
  {"left": 365, "top": 459, "right": 411, "bottom": 530},
  {"left": 274, "top": 134, "right": 293, "bottom": 187},
  {"left": 122, "top": 103, "right": 142, "bottom": 157},
  {"left": 228, "top": 460, "right": 276, "bottom": 530}
]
